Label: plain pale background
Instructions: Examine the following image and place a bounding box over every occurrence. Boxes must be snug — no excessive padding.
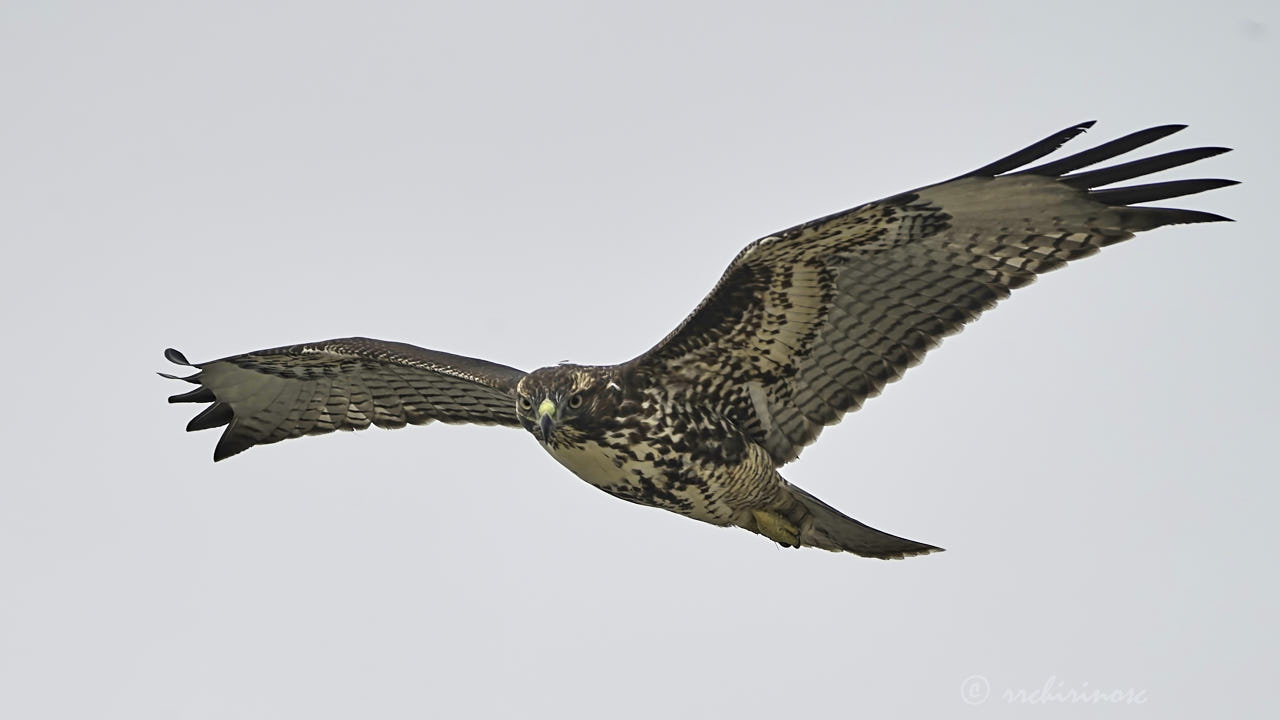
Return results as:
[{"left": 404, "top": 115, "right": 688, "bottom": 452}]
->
[{"left": 2, "top": 1, "right": 1276, "bottom": 717}]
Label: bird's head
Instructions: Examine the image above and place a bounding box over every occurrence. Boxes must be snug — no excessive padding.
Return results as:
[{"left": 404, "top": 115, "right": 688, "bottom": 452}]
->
[{"left": 516, "top": 365, "right": 622, "bottom": 446}]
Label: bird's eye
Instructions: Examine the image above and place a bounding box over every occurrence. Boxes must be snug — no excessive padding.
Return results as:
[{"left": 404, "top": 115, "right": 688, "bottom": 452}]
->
[
  {"left": 519, "top": 396, "right": 532, "bottom": 411},
  {"left": 567, "top": 394, "right": 584, "bottom": 409}
]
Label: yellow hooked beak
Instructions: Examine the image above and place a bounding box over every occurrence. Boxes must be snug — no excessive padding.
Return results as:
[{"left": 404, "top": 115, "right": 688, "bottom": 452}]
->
[{"left": 537, "top": 398, "right": 556, "bottom": 441}]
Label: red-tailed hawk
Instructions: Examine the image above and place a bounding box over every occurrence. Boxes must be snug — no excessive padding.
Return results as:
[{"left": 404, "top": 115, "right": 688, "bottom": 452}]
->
[{"left": 164, "top": 122, "right": 1234, "bottom": 558}]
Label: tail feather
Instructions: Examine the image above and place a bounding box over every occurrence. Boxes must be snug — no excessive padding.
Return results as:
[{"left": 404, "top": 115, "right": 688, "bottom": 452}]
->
[{"left": 787, "top": 484, "right": 942, "bottom": 559}]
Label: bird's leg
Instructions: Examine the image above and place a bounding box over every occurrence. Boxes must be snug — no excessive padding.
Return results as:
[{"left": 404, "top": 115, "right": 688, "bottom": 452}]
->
[{"left": 751, "top": 509, "right": 800, "bottom": 547}]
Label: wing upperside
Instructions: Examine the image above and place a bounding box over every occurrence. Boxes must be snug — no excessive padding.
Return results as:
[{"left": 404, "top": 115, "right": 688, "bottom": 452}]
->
[
  {"left": 628, "top": 122, "right": 1235, "bottom": 465},
  {"left": 162, "top": 337, "right": 528, "bottom": 461}
]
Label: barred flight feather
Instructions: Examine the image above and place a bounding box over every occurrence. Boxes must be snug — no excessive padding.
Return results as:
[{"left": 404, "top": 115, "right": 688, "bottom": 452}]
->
[{"left": 628, "top": 122, "right": 1236, "bottom": 464}]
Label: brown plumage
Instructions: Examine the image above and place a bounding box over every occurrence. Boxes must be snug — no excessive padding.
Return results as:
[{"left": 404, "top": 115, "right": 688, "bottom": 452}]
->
[{"left": 163, "top": 122, "right": 1235, "bottom": 558}]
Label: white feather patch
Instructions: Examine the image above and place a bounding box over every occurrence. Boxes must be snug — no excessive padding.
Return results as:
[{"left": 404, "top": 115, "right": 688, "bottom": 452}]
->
[{"left": 746, "top": 381, "right": 774, "bottom": 434}]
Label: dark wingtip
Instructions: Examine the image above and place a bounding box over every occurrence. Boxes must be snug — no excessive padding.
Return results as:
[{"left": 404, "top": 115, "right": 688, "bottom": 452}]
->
[
  {"left": 1090, "top": 178, "right": 1239, "bottom": 206},
  {"left": 1116, "top": 207, "right": 1234, "bottom": 230},
  {"left": 186, "top": 402, "right": 233, "bottom": 432},
  {"left": 1060, "top": 121, "right": 1097, "bottom": 135},
  {"left": 1164, "top": 209, "right": 1235, "bottom": 225},
  {"left": 1060, "top": 147, "right": 1235, "bottom": 190},
  {"left": 1200, "top": 213, "right": 1235, "bottom": 223},
  {"left": 158, "top": 370, "right": 201, "bottom": 384},
  {"left": 1128, "top": 124, "right": 1189, "bottom": 141},
  {"left": 962, "top": 121, "right": 1097, "bottom": 178},
  {"left": 1021, "top": 124, "right": 1194, "bottom": 178},
  {"left": 164, "top": 348, "right": 192, "bottom": 366},
  {"left": 213, "top": 435, "right": 249, "bottom": 462},
  {"left": 168, "top": 387, "right": 216, "bottom": 404}
]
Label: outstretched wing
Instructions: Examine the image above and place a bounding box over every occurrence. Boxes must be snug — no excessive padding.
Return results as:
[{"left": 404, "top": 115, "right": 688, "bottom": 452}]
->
[
  {"left": 162, "top": 337, "right": 526, "bottom": 461},
  {"left": 628, "top": 122, "right": 1236, "bottom": 465}
]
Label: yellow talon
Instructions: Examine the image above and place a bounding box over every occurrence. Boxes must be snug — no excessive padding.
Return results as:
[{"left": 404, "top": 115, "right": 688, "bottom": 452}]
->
[{"left": 752, "top": 510, "right": 799, "bottom": 546}]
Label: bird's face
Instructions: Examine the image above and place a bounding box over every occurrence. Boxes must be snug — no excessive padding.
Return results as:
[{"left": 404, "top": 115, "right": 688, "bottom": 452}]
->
[{"left": 516, "top": 365, "right": 616, "bottom": 446}]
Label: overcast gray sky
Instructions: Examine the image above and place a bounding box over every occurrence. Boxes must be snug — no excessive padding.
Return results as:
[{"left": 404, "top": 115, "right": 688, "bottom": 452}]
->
[{"left": 2, "top": 1, "right": 1276, "bottom": 718}]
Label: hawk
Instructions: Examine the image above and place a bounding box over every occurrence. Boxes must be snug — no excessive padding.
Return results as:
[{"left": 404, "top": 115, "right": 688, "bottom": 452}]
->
[{"left": 162, "top": 122, "right": 1234, "bottom": 559}]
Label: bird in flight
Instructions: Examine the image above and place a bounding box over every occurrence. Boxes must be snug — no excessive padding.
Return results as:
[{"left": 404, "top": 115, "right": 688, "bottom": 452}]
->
[{"left": 162, "top": 122, "right": 1234, "bottom": 559}]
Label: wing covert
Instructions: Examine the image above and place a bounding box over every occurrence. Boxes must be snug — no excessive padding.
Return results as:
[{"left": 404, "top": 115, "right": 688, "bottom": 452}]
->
[
  {"left": 627, "top": 122, "right": 1235, "bottom": 465},
  {"left": 162, "top": 337, "right": 527, "bottom": 461}
]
